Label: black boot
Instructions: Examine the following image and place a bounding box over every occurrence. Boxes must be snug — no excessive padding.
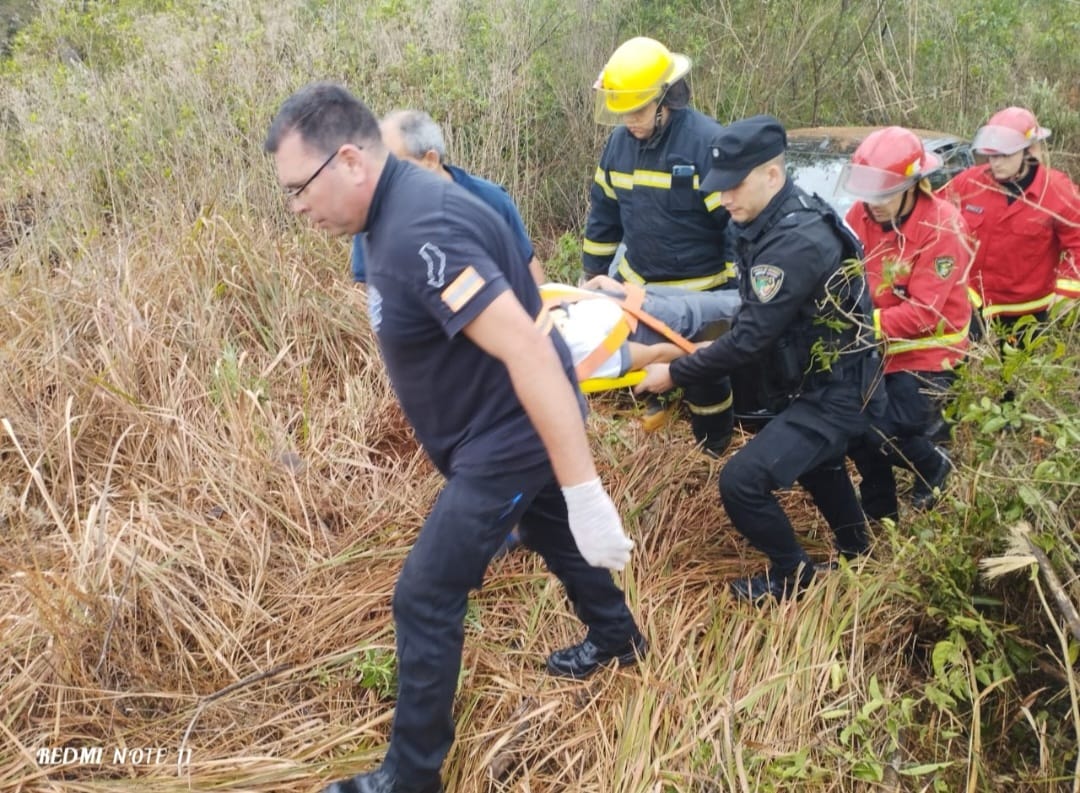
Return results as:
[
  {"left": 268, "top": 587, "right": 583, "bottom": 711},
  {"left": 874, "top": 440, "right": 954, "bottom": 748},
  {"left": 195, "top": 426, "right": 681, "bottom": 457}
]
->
[
  {"left": 729, "top": 563, "right": 816, "bottom": 606},
  {"left": 546, "top": 633, "right": 647, "bottom": 679},
  {"left": 911, "top": 446, "right": 952, "bottom": 510},
  {"left": 322, "top": 766, "right": 443, "bottom": 793},
  {"left": 685, "top": 379, "right": 734, "bottom": 457}
]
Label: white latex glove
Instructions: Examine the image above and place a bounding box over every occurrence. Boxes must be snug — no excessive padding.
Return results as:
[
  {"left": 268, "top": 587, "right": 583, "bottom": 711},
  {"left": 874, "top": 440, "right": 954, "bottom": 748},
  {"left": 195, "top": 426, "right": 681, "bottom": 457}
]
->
[{"left": 561, "top": 478, "right": 634, "bottom": 571}]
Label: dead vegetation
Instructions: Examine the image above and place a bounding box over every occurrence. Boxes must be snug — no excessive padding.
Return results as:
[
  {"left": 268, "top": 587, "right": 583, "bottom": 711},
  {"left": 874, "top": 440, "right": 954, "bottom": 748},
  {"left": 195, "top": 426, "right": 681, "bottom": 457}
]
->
[
  {"left": 0, "top": 227, "right": 926, "bottom": 791},
  {"left": 1, "top": 1, "right": 1078, "bottom": 791}
]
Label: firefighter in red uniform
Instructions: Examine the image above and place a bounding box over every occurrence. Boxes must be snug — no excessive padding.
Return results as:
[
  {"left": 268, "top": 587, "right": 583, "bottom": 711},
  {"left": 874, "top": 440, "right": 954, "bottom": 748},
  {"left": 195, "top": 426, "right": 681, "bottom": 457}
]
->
[
  {"left": 947, "top": 107, "right": 1080, "bottom": 335},
  {"left": 839, "top": 127, "right": 973, "bottom": 518}
]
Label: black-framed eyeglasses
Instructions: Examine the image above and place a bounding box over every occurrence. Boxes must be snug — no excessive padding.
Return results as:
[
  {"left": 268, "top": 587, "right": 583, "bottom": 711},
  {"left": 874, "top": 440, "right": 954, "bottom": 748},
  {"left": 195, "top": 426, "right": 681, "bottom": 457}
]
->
[{"left": 284, "top": 148, "right": 339, "bottom": 199}]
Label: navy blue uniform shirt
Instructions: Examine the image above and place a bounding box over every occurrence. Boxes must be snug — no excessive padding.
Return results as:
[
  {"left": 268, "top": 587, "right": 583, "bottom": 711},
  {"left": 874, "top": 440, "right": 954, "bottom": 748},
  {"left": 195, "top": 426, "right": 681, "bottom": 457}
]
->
[
  {"left": 352, "top": 163, "right": 534, "bottom": 282},
  {"left": 363, "top": 155, "right": 583, "bottom": 476}
]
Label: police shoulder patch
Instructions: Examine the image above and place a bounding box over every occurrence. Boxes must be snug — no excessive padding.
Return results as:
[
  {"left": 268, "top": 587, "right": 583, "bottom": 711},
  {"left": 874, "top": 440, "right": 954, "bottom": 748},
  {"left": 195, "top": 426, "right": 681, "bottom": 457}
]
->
[
  {"left": 934, "top": 256, "right": 955, "bottom": 279},
  {"left": 750, "top": 264, "right": 784, "bottom": 302}
]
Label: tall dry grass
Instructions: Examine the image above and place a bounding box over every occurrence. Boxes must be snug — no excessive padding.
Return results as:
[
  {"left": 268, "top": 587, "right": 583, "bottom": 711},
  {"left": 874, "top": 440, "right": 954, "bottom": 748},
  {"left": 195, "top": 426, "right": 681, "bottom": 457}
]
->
[{"left": 1, "top": 0, "right": 1077, "bottom": 791}]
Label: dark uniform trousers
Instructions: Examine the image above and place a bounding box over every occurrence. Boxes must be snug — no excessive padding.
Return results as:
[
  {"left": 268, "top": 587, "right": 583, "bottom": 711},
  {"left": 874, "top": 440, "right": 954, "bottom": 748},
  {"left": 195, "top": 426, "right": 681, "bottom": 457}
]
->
[
  {"left": 383, "top": 460, "right": 639, "bottom": 789},
  {"left": 849, "top": 370, "right": 955, "bottom": 521},
  {"left": 718, "top": 368, "right": 872, "bottom": 573},
  {"left": 970, "top": 308, "right": 1049, "bottom": 345},
  {"left": 684, "top": 378, "right": 735, "bottom": 454}
]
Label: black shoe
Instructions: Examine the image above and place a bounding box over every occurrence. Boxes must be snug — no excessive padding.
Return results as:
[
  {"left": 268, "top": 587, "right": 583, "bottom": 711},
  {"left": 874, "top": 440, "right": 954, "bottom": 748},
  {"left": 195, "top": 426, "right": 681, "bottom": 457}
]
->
[
  {"left": 545, "top": 633, "right": 647, "bottom": 679},
  {"left": 322, "top": 766, "right": 443, "bottom": 793},
  {"left": 698, "top": 433, "right": 734, "bottom": 459},
  {"left": 911, "top": 446, "right": 952, "bottom": 510},
  {"left": 834, "top": 525, "right": 871, "bottom": 560},
  {"left": 730, "top": 564, "right": 815, "bottom": 606},
  {"left": 836, "top": 542, "right": 870, "bottom": 561}
]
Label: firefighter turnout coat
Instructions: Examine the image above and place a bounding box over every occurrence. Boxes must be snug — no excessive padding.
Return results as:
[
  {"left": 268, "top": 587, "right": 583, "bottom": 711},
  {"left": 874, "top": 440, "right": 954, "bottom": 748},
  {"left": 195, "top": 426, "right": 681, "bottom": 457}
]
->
[
  {"left": 583, "top": 107, "right": 735, "bottom": 291},
  {"left": 846, "top": 190, "right": 973, "bottom": 374},
  {"left": 947, "top": 161, "right": 1080, "bottom": 319}
]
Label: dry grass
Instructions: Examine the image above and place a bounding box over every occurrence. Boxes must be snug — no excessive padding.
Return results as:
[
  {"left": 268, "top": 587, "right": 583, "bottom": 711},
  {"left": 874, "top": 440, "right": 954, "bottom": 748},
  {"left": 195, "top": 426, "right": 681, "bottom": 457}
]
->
[
  {"left": 0, "top": 222, "right": 923, "bottom": 791},
  {"left": 2, "top": 1, "right": 1077, "bottom": 791},
  {"left": 0, "top": 302, "right": 924, "bottom": 793}
]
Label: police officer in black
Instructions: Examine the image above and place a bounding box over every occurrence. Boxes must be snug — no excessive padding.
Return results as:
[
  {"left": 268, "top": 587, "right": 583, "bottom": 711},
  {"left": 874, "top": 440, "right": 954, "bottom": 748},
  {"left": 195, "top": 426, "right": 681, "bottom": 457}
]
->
[
  {"left": 635, "top": 115, "right": 878, "bottom": 604},
  {"left": 266, "top": 83, "right": 644, "bottom": 793}
]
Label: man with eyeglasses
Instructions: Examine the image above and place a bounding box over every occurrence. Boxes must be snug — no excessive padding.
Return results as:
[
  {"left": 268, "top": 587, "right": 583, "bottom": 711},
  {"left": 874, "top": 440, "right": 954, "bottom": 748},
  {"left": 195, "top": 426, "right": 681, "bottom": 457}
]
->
[{"left": 265, "top": 82, "right": 644, "bottom": 793}]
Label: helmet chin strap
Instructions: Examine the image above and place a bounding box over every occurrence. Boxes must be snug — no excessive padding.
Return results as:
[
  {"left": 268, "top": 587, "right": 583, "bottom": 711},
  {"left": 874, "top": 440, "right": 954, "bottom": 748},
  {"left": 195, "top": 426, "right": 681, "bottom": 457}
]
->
[
  {"left": 899, "top": 187, "right": 916, "bottom": 218},
  {"left": 643, "top": 89, "right": 670, "bottom": 146},
  {"left": 1014, "top": 153, "right": 1033, "bottom": 181},
  {"left": 872, "top": 186, "right": 918, "bottom": 231}
]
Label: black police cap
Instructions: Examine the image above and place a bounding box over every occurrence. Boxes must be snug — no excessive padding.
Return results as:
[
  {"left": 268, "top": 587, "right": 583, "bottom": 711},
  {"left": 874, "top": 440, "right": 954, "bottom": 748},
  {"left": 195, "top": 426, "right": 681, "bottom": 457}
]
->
[{"left": 700, "top": 115, "right": 787, "bottom": 192}]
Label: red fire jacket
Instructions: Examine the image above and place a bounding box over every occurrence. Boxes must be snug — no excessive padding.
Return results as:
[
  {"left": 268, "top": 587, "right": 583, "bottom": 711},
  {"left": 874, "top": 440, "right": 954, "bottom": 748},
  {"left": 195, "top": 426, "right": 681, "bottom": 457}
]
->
[
  {"left": 846, "top": 191, "right": 972, "bottom": 373},
  {"left": 946, "top": 162, "right": 1080, "bottom": 317}
]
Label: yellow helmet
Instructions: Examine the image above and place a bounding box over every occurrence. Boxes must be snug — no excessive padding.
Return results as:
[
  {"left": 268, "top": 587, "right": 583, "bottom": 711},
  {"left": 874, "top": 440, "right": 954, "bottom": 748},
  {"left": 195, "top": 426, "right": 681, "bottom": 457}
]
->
[{"left": 594, "top": 37, "right": 691, "bottom": 125}]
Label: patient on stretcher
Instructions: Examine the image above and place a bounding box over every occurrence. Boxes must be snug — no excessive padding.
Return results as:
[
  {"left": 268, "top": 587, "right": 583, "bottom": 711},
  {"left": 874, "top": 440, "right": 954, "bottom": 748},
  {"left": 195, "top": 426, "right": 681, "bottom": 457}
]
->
[{"left": 542, "top": 275, "right": 741, "bottom": 383}]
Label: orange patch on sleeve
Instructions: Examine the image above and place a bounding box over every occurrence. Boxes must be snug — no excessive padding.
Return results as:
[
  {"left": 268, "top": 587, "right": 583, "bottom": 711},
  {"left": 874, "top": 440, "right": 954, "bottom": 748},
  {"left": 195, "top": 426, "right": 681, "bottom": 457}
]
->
[{"left": 440, "top": 266, "right": 485, "bottom": 313}]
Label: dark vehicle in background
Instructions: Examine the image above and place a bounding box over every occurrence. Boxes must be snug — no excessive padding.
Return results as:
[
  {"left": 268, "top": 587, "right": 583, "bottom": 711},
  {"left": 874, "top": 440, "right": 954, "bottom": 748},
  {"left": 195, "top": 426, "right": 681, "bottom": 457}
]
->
[{"left": 785, "top": 126, "right": 975, "bottom": 217}]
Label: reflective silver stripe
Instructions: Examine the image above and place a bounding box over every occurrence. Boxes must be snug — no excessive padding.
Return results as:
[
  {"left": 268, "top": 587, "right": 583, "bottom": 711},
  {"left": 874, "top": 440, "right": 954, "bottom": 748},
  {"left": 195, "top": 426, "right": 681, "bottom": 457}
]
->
[
  {"left": 617, "top": 258, "right": 735, "bottom": 291},
  {"left": 687, "top": 393, "right": 734, "bottom": 415},
  {"left": 606, "top": 168, "right": 708, "bottom": 191},
  {"left": 610, "top": 171, "right": 634, "bottom": 190},
  {"left": 633, "top": 169, "right": 671, "bottom": 189},
  {"left": 1055, "top": 278, "right": 1080, "bottom": 296},
  {"left": 583, "top": 238, "right": 620, "bottom": 256},
  {"left": 593, "top": 167, "right": 616, "bottom": 200}
]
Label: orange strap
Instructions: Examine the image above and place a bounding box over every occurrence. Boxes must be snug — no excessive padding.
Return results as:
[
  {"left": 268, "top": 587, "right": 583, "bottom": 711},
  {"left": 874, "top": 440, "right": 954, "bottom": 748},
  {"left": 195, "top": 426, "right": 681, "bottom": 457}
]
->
[
  {"left": 570, "top": 283, "right": 644, "bottom": 381},
  {"left": 615, "top": 283, "right": 697, "bottom": 355},
  {"left": 538, "top": 283, "right": 696, "bottom": 381}
]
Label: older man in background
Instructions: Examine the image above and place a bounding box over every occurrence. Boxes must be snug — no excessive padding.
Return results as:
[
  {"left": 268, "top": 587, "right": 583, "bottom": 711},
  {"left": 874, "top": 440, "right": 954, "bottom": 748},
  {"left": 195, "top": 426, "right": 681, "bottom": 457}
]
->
[{"left": 350, "top": 109, "right": 545, "bottom": 285}]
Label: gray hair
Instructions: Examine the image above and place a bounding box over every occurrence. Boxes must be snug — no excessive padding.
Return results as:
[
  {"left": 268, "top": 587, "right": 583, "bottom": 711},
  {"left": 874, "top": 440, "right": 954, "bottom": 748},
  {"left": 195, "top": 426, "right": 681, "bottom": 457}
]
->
[
  {"left": 382, "top": 109, "right": 447, "bottom": 163},
  {"left": 264, "top": 82, "right": 382, "bottom": 155}
]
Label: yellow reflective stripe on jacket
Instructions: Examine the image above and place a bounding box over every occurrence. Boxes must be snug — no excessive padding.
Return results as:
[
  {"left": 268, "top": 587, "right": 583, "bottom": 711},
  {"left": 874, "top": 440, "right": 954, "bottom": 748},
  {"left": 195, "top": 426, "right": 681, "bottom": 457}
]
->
[
  {"left": 982, "top": 293, "right": 1054, "bottom": 319},
  {"left": 593, "top": 167, "right": 616, "bottom": 200},
  {"left": 583, "top": 238, "right": 620, "bottom": 257},
  {"left": 703, "top": 191, "right": 723, "bottom": 211},
  {"left": 633, "top": 169, "right": 672, "bottom": 189},
  {"left": 872, "top": 308, "right": 883, "bottom": 340},
  {"left": 1055, "top": 277, "right": 1080, "bottom": 296},
  {"left": 617, "top": 258, "right": 735, "bottom": 291},
  {"left": 884, "top": 321, "right": 970, "bottom": 355},
  {"left": 606, "top": 169, "right": 709, "bottom": 191},
  {"left": 967, "top": 286, "right": 983, "bottom": 309}
]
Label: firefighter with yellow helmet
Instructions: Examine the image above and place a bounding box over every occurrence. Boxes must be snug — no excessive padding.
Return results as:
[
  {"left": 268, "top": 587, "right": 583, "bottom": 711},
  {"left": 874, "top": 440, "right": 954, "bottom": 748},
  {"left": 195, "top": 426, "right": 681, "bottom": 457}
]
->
[{"left": 584, "top": 37, "right": 737, "bottom": 455}]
